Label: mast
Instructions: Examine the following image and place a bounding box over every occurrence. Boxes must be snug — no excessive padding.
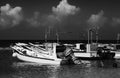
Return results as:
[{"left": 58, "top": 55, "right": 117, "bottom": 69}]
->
[
  {"left": 95, "top": 26, "right": 99, "bottom": 44},
  {"left": 88, "top": 28, "right": 93, "bottom": 44},
  {"left": 90, "top": 29, "right": 93, "bottom": 43},
  {"left": 117, "top": 33, "right": 120, "bottom": 44},
  {"left": 56, "top": 32, "right": 59, "bottom": 43},
  {"left": 45, "top": 28, "right": 47, "bottom": 42},
  {"left": 88, "top": 29, "right": 90, "bottom": 44}
]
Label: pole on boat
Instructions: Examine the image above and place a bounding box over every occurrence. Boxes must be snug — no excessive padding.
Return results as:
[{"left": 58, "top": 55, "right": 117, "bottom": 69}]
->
[
  {"left": 88, "top": 28, "right": 93, "bottom": 44},
  {"left": 56, "top": 32, "right": 59, "bottom": 43},
  {"left": 96, "top": 30, "right": 98, "bottom": 44},
  {"left": 88, "top": 29, "right": 90, "bottom": 44},
  {"left": 90, "top": 29, "right": 93, "bottom": 43},
  {"left": 117, "top": 33, "right": 120, "bottom": 44},
  {"left": 45, "top": 26, "right": 51, "bottom": 42},
  {"left": 95, "top": 26, "right": 99, "bottom": 44},
  {"left": 45, "top": 28, "right": 48, "bottom": 43},
  {"left": 55, "top": 29, "right": 59, "bottom": 43}
]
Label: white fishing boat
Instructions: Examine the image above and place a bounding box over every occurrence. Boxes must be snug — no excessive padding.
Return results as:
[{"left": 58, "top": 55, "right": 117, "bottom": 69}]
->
[
  {"left": 110, "top": 44, "right": 120, "bottom": 59},
  {"left": 73, "top": 43, "right": 115, "bottom": 60},
  {"left": 73, "top": 29, "right": 99, "bottom": 59},
  {"left": 11, "top": 42, "right": 82, "bottom": 65},
  {"left": 73, "top": 43, "right": 98, "bottom": 59}
]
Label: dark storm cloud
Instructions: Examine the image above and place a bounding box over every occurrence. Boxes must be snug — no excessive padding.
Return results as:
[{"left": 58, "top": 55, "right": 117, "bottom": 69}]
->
[
  {"left": 87, "top": 10, "right": 107, "bottom": 29},
  {"left": 0, "top": 4, "right": 23, "bottom": 29}
]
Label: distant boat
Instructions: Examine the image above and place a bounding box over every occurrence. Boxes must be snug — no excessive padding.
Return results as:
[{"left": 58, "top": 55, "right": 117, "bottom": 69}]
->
[
  {"left": 11, "top": 43, "right": 82, "bottom": 65},
  {"left": 110, "top": 44, "right": 120, "bottom": 59},
  {"left": 73, "top": 43, "right": 115, "bottom": 60}
]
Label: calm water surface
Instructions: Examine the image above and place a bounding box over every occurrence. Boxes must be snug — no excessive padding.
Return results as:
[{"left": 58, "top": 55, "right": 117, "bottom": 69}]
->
[
  {"left": 0, "top": 50, "right": 120, "bottom": 78},
  {"left": 0, "top": 60, "right": 120, "bottom": 78}
]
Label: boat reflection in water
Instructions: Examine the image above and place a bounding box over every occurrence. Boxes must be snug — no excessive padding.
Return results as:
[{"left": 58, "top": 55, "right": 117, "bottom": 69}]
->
[
  {"left": 0, "top": 55, "right": 120, "bottom": 78},
  {"left": 0, "top": 43, "right": 120, "bottom": 78},
  {"left": 0, "top": 60, "right": 119, "bottom": 78}
]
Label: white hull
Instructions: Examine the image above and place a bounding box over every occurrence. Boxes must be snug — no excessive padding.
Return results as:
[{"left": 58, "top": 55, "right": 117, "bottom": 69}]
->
[
  {"left": 74, "top": 52, "right": 97, "bottom": 58},
  {"left": 74, "top": 53, "right": 91, "bottom": 58},
  {"left": 113, "top": 52, "right": 120, "bottom": 59},
  {"left": 13, "top": 52, "right": 62, "bottom": 65},
  {"left": 108, "top": 51, "right": 120, "bottom": 59}
]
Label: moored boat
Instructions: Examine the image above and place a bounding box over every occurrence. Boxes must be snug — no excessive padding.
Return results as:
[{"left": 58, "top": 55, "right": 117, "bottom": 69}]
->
[
  {"left": 11, "top": 42, "right": 82, "bottom": 65},
  {"left": 73, "top": 43, "right": 115, "bottom": 60}
]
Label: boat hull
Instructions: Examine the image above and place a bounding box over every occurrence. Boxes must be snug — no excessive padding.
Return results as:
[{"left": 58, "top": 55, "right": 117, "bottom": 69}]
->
[
  {"left": 112, "top": 51, "right": 120, "bottom": 59},
  {"left": 74, "top": 52, "right": 115, "bottom": 60},
  {"left": 13, "top": 52, "right": 62, "bottom": 65}
]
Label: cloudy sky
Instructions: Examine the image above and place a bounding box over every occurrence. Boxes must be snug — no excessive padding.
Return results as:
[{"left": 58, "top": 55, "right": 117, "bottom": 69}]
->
[{"left": 0, "top": 0, "right": 120, "bottom": 40}]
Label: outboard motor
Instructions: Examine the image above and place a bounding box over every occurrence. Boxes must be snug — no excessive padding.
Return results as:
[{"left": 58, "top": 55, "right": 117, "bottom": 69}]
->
[{"left": 63, "top": 47, "right": 82, "bottom": 64}]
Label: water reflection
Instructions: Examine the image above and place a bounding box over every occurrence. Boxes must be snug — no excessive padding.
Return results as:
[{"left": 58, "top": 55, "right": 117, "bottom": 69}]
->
[
  {"left": 10, "top": 62, "right": 95, "bottom": 78},
  {"left": 96, "top": 59, "right": 118, "bottom": 68},
  {"left": 11, "top": 62, "right": 61, "bottom": 78},
  {"left": 0, "top": 60, "right": 120, "bottom": 78}
]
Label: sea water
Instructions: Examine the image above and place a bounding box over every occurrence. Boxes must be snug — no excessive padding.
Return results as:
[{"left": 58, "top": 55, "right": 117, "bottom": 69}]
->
[
  {"left": 0, "top": 57, "right": 120, "bottom": 78},
  {"left": 0, "top": 61, "right": 120, "bottom": 78},
  {"left": 0, "top": 42, "right": 120, "bottom": 78}
]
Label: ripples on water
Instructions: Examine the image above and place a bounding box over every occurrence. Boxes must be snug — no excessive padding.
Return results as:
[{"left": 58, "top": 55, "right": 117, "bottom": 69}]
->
[
  {"left": 0, "top": 50, "right": 120, "bottom": 78},
  {"left": 0, "top": 60, "right": 120, "bottom": 78}
]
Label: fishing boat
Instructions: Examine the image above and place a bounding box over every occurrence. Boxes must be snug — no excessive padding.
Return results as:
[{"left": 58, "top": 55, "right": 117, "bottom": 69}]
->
[
  {"left": 11, "top": 42, "right": 82, "bottom": 65},
  {"left": 73, "top": 43, "right": 115, "bottom": 60},
  {"left": 110, "top": 44, "right": 120, "bottom": 59}
]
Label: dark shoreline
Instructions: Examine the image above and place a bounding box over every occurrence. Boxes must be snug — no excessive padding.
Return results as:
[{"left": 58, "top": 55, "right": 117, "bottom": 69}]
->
[
  {"left": 0, "top": 40, "right": 118, "bottom": 48},
  {"left": 0, "top": 40, "right": 119, "bottom": 44}
]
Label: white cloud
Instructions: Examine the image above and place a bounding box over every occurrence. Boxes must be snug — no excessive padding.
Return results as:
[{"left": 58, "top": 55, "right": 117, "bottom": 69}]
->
[
  {"left": 0, "top": 4, "right": 23, "bottom": 28},
  {"left": 87, "top": 10, "right": 107, "bottom": 29},
  {"left": 25, "top": 0, "right": 80, "bottom": 28},
  {"left": 52, "top": 0, "right": 80, "bottom": 16},
  {"left": 27, "top": 12, "right": 41, "bottom": 27},
  {"left": 44, "top": 0, "right": 80, "bottom": 27}
]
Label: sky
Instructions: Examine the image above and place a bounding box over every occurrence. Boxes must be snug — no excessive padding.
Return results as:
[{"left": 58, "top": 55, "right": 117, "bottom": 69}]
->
[{"left": 0, "top": 0, "right": 120, "bottom": 40}]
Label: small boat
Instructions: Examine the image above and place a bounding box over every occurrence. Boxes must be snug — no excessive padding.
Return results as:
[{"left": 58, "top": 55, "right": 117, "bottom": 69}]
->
[
  {"left": 97, "top": 47, "right": 115, "bottom": 60},
  {"left": 111, "top": 44, "right": 120, "bottom": 59},
  {"left": 73, "top": 43, "right": 115, "bottom": 60},
  {"left": 11, "top": 43, "right": 82, "bottom": 65},
  {"left": 73, "top": 43, "right": 97, "bottom": 59}
]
